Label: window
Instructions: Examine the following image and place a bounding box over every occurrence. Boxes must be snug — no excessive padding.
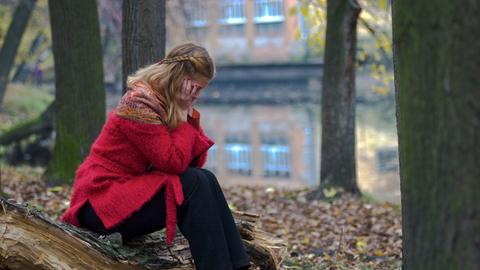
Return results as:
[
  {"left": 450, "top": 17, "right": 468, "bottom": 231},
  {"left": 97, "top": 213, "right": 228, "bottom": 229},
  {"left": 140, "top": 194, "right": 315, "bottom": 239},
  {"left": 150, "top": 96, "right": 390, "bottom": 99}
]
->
[
  {"left": 261, "top": 135, "right": 291, "bottom": 178},
  {"left": 185, "top": 0, "right": 208, "bottom": 27},
  {"left": 254, "top": 0, "right": 285, "bottom": 23},
  {"left": 219, "top": 0, "right": 246, "bottom": 25},
  {"left": 225, "top": 136, "right": 252, "bottom": 175},
  {"left": 376, "top": 148, "right": 399, "bottom": 172}
]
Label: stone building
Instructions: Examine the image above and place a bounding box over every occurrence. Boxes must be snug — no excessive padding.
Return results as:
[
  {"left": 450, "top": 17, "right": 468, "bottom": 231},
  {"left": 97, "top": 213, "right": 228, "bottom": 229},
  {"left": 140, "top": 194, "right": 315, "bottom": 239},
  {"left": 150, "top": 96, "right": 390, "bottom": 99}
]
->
[{"left": 194, "top": 64, "right": 322, "bottom": 188}]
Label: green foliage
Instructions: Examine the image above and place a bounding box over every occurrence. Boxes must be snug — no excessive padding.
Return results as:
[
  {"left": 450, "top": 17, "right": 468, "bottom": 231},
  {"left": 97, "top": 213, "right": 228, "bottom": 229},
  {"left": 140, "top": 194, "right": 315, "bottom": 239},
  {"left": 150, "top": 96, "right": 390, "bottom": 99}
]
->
[
  {"left": 357, "top": 0, "right": 393, "bottom": 94},
  {"left": 0, "top": 5, "right": 13, "bottom": 42},
  {"left": 290, "top": 0, "right": 327, "bottom": 58},
  {"left": 360, "top": 192, "right": 379, "bottom": 204},
  {"left": 323, "top": 186, "right": 343, "bottom": 198},
  {"left": 290, "top": 0, "right": 394, "bottom": 94}
]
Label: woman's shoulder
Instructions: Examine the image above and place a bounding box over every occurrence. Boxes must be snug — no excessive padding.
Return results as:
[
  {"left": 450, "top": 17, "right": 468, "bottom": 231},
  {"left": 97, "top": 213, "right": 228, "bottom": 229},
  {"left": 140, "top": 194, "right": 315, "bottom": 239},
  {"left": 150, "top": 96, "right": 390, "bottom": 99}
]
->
[
  {"left": 109, "top": 109, "right": 197, "bottom": 137},
  {"left": 109, "top": 109, "right": 164, "bottom": 128},
  {"left": 113, "top": 82, "right": 168, "bottom": 126}
]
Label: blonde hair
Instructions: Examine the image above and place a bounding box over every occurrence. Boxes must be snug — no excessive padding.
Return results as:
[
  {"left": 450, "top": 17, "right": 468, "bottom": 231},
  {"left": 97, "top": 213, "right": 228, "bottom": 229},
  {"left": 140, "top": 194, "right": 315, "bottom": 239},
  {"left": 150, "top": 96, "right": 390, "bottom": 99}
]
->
[{"left": 126, "top": 43, "right": 216, "bottom": 129}]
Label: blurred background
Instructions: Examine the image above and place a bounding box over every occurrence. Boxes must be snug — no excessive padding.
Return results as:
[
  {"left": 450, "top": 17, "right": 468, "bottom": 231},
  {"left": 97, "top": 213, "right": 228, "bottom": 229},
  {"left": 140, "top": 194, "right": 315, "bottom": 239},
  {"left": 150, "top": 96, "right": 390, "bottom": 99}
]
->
[{"left": 0, "top": 0, "right": 398, "bottom": 203}]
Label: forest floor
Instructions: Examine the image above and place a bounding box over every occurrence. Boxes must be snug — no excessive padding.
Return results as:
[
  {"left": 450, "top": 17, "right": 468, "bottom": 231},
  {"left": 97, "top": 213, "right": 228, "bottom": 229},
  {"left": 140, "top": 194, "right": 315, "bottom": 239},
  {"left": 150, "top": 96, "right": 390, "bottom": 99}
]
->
[{"left": 1, "top": 164, "right": 402, "bottom": 270}]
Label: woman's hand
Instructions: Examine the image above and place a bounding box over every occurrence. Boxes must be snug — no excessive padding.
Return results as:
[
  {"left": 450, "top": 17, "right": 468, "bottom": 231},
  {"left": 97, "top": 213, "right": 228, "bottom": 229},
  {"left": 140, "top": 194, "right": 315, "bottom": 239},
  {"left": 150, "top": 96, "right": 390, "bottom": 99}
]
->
[
  {"left": 177, "top": 79, "right": 199, "bottom": 121},
  {"left": 177, "top": 79, "right": 198, "bottom": 108}
]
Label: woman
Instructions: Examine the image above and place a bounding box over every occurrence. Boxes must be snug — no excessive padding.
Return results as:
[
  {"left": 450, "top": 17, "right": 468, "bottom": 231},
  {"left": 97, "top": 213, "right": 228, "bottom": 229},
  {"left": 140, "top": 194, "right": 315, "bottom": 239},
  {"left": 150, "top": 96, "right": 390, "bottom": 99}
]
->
[{"left": 60, "top": 43, "right": 251, "bottom": 270}]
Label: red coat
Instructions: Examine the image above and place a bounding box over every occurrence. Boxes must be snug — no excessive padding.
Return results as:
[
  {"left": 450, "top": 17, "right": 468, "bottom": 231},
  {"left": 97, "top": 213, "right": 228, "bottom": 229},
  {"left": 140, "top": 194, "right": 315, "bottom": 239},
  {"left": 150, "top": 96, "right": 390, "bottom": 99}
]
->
[{"left": 60, "top": 108, "right": 215, "bottom": 245}]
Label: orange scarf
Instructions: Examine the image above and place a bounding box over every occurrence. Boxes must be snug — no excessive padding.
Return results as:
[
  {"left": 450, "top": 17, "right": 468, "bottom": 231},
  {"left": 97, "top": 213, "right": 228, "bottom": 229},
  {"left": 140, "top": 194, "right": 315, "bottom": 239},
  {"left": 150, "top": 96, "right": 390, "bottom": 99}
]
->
[{"left": 115, "top": 81, "right": 168, "bottom": 125}]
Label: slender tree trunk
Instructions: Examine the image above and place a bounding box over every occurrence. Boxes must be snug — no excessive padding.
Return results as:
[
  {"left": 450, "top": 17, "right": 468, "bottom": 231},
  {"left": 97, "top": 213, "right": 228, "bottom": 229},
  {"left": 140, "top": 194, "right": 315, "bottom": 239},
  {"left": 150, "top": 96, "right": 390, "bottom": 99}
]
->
[
  {"left": 46, "top": 0, "right": 106, "bottom": 185},
  {"left": 0, "top": 0, "right": 37, "bottom": 106},
  {"left": 314, "top": 0, "right": 361, "bottom": 198},
  {"left": 122, "top": 0, "right": 166, "bottom": 94},
  {"left": 12, "top": 31, "right": 46, "bottom": 83},
  {"left": 392, "top": 1, "right": 480, "bottom": 269}
]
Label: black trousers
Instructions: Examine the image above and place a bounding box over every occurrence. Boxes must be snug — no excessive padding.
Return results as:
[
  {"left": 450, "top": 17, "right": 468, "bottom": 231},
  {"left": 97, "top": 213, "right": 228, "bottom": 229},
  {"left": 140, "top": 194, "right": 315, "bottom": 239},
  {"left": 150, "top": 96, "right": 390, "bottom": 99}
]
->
[{"left": 78, "top": 167, "right": 251, "bottom": 270}]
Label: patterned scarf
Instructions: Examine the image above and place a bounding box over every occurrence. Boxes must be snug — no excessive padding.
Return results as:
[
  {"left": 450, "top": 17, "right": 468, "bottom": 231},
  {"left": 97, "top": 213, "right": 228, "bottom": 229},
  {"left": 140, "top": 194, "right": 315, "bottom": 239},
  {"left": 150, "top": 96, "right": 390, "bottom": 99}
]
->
[{"left": 115, "top": 81, "right": 168, "bottom": 125}]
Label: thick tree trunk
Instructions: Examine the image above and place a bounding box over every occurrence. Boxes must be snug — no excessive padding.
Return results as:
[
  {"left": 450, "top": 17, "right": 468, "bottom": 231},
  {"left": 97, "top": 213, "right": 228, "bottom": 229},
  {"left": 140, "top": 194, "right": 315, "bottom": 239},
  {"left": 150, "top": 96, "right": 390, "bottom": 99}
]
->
[
  {"left": 45, "top": 0, "right": 106, "bottom": 185},
  {"left": 122, "top": 0, "right": 166, "bottom": 94},
  {"left": 314, "top": 0, "right": 361, "bottom": 198},
  {"left": 0, "top": 198, "right": 286, "bottom": 270},
  {"left": 392, "top": 1, "right": 480, "bottom": 269},
  {"left": 0, "top": 0, "right": 37, "bottom": 106}
]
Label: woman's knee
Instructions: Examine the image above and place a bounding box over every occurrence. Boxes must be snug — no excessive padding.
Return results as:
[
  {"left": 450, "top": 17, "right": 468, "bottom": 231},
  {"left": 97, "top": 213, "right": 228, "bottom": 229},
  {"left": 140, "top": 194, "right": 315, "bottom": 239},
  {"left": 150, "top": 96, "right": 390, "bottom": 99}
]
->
[
  {"left": 199, "top": 168, "right": 215, "bottom": 179},
  {"left": 179, "top": 167, "right": 210, "bottom": 199},
  {"left": 198, "top": 168, "right": 220, "bottom": 187}
]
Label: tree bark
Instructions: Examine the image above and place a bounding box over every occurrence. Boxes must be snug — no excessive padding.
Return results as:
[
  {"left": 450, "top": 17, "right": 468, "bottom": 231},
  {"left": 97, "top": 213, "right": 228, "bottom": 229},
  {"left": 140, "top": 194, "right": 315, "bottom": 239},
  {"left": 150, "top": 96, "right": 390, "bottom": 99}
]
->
[
  {"left": 0, "top": 0, "right": 37, "bottom": 106},
  {"left": 45, "top": 0, "right": 106, "bottom": 185},
  {"left": 0, "top": 198, "right": 286, "bottom": 270},
  {"left": 122, "top": 0, "right": 166, "bottom": 94},
  {"left": 314, "top": 0, "right": 361, "bottom": 198},
  {"left": 392, "top": 1, "right": 480, "bottom": 269}
]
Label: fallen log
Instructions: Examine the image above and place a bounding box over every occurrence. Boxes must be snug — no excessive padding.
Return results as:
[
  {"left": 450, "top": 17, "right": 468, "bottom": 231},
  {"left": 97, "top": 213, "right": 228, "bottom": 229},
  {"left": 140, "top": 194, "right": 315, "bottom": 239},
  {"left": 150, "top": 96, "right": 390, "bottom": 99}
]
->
[
  {"left": 0, "top": 198, "right": 287, "bottom": 269},
  {"left": 0, "top": 101, "right": 54, "bottom": 146}
]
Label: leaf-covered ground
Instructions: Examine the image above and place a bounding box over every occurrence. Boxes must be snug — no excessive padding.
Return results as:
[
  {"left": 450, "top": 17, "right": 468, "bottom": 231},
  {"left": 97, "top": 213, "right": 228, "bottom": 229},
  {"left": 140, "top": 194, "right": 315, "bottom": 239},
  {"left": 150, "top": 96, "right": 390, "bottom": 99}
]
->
[{"left": 0, "top": 164, "right": 402, "bottom": 269}]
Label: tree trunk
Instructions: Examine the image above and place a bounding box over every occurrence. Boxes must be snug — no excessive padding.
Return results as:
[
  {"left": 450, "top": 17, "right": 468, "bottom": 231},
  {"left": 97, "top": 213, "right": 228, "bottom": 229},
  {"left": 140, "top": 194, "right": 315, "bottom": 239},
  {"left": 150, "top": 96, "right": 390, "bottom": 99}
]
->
[
  {"left": 45, "top": 0, "right": 106, "bottom": 185},
  {"left": 122, "top": 0, "right": 166, "bottom": 94},
  {"left": 0, "top": 198, "right": 286, "bottom": 270},
  {"left": 313, "top": 0, "right": 361, "bottom": 198},
  {"left": 0, "top": 0, "right": 37, "bottom": 106},
  {"left": 392, "top": 1, "right": 480, "bottom": 269}
]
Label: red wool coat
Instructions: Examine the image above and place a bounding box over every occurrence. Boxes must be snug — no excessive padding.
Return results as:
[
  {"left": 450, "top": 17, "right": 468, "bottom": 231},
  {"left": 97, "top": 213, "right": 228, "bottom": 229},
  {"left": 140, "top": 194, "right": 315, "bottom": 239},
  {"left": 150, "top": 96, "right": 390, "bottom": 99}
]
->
[{"left": 60, "top": 108, "right": 215, "bottom": 245}]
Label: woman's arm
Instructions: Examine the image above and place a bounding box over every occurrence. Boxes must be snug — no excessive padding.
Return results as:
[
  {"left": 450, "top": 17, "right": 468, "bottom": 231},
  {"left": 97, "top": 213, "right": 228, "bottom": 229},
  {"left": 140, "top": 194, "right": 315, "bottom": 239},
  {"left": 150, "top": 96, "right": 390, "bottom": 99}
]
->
[{"left": 115, "top": 114, "right": 214, "bottom": 174}]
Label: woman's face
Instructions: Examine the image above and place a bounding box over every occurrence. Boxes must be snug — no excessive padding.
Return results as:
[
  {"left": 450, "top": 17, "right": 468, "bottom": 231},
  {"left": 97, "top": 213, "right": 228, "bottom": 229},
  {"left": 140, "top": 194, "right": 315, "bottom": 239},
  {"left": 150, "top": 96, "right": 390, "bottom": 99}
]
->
[{"left": 190, "top": 76, "right": 210, "bottom": 101}]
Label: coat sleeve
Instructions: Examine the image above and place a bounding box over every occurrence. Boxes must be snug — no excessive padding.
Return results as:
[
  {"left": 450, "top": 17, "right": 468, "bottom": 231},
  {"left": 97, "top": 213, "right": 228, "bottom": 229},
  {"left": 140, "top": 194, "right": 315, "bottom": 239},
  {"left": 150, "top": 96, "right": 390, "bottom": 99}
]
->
[
  {"left": 187, "top": 108, "right": 213, "bottom": 168},
  {"left": 188, "top": 125, "right": 211, "bottom": 168},
  {"left": 115, "top": 114, "right": 214, "bottom": 174}
]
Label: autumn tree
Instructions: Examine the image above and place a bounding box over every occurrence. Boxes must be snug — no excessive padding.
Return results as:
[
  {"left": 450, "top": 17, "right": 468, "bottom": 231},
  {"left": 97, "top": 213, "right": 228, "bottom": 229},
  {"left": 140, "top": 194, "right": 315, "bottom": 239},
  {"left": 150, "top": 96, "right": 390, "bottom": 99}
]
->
[
  {"left": 122, "top": 0, "right": 166, "bottom": 93},
  {"left": 0, "top": 0, "right": 37, "bottom": 105},
  {"left": 298, "top": 0, "right": 391, "bottom": 199},
  {"left": 392, "top": 0, "right": 480, "bottom": 268},
  {"left": 46, "top": 0, "right": 105, "bottom": 185},
  {"left": 307, "top": 0, "right": 362, "bottom": 199}
]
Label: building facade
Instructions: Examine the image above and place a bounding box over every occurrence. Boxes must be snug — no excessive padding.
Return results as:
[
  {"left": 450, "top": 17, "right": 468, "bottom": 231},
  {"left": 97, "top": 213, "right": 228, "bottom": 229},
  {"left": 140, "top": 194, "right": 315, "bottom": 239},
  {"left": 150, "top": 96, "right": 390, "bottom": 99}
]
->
[
  {"left": 189, "top": 63, "right": 323, "bottom": 188},
  {"left": 166, "top": 0, "right": 306, "bottom": 64},
  {"left": 198, "top": 104, "right": 320, "bottom": 188}
]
